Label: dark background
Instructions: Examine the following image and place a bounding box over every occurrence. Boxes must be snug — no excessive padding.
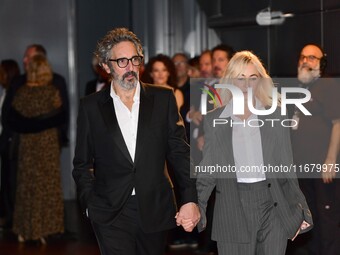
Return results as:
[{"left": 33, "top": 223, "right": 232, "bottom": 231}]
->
[{"left": 197, "top": 0, "right": 340, "bottom": 76}]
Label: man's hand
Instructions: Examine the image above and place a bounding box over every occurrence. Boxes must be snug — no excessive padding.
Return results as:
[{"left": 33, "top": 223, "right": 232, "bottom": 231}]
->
[
  {"left": 175, "top": 202, "right": 200, "bottom": 232},
  {"left": 322, "top": 120, "right": 340, "bottom": 183},
  {"left": 188, "top": 107, "right": 203, "bottom": 126},
  {"left": 322, "top": 158, "right": 337, "bottom": 183},
  {"left": 196, "top": 135, "right": 204, "bottom": 151},
  {"left": 292, "top": 221, "right": 311, "bottom": 241}
]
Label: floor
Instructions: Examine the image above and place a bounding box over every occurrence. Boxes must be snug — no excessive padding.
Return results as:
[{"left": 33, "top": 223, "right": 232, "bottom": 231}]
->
[
  {"left": 0, "top": 229, "right": 209, "bottom": 255},
  {"left": 0, "top": 202, "right": 309, "bottom": 255},
  {"left": 0, "top": 228, "right": 312, "bottom": 255},
  {"left": 0, "top": 200, "right": 214, "bottom": 255}
]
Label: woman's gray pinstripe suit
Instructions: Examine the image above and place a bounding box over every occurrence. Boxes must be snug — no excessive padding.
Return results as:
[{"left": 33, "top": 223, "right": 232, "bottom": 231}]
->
[{"left": 196, "top": 106, "right": 313, "bottom": 254}]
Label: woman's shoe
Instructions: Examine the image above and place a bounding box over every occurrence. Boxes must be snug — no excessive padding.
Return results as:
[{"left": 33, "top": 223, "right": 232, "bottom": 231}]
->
[
  {"left": 18, "top": 235, "right": 25, "bottom": 243},
  {"left": 40, "top": 237, "right": 46, "bottom": 245}
]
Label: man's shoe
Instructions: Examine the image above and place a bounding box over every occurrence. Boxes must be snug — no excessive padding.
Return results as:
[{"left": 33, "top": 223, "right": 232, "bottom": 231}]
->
[
  {"left": 186, "top": 239, "right": 199, "bottom": 249},
  {"left": 168, "top": 239, "right": 188, "bottom": 249}
]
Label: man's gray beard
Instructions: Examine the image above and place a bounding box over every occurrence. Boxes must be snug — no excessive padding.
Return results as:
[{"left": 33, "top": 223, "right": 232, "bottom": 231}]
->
[
  {"left": 117, "top": 76, "right": 138, "bottom": 90},
  {"left": 297, "top": 67, "right": 319, "bottom": 84},
  {"left": 110, "top": 68, "right": 138, "bottom": 90}
]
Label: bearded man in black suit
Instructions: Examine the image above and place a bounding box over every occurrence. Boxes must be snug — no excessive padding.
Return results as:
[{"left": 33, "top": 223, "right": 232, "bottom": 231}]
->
[{"left": 72, "top": 28, "right": 200, "bottom": 255}]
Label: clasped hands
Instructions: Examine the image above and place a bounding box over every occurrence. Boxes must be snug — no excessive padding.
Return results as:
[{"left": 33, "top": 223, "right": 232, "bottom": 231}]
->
[{"left": 175, "top": 202, "right": 201, "bottom": 232}]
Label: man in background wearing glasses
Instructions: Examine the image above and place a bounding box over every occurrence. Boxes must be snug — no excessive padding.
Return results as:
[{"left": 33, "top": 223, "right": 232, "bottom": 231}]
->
[
  {"left": 291, "top": 44, "right": 340, "bottom": 255},
  {"left": 72, "top": 27, "right": 200, "bottom": 255}
]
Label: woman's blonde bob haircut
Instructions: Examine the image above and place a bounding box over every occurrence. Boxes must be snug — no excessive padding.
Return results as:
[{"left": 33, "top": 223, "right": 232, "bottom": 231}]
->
[
  {"left": 27, "top": 55, "right": 53, "bottom": 86},
  {"left": 217, "top": 50, "right": 279, "bottom": 108}
]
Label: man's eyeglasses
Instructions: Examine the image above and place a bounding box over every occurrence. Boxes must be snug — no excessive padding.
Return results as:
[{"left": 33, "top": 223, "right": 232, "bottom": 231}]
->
[
  {"left": 299, "top": 55, "right": 321, "bottom": 62},
  {"left": 174, "top": 61, "right": 187, "bottom": 66},
  {"left": 109, "top": 56, "right": 143, "bottom": 68}
]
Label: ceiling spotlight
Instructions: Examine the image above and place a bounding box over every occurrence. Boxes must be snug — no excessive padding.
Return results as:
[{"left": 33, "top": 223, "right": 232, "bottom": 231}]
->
[{"left": 256, "top": 8, "right": 294, "bottom": 26}]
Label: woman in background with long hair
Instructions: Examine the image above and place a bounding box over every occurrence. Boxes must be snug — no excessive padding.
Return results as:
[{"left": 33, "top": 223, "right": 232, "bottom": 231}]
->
[
  {"left": 142, "top": 54, "right": 184, "bottom": 109},
  {"left": 11, "top": 55, "right": 64, "bottom": 244}
]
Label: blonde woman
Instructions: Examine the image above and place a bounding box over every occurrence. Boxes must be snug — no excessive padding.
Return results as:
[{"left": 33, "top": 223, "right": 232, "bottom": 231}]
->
[
  {"left": 11, "top": 55, "right": 64, "bottom": 244},
  {"left": 196, "top": 51, "right": 313, "bottom": 255}
]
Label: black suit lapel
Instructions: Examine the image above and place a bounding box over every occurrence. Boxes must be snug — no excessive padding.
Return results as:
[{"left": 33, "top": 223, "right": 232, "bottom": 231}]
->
[
  {"left": 134, "top": 85, "right": 154, "bottom": 164},
  {"left": 98, "top": 90, "right": 133, "bottom": 164}
]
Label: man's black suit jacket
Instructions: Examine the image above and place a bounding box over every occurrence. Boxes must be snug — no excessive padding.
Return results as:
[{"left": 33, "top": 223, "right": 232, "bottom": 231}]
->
[
  {"left": 85, "top": 79, "right": 98, "bottom": 96},
  {"left": 84, "top": 78, "right": 109, "bottom": 96},
  {"left": 73, "top": 83, "right": 197, "bottom": 233}
]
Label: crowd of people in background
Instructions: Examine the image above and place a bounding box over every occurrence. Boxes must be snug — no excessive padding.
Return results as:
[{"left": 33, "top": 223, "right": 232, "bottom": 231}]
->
[{"left": 0, "top": 29, "right": 339, "bottom": 255}]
